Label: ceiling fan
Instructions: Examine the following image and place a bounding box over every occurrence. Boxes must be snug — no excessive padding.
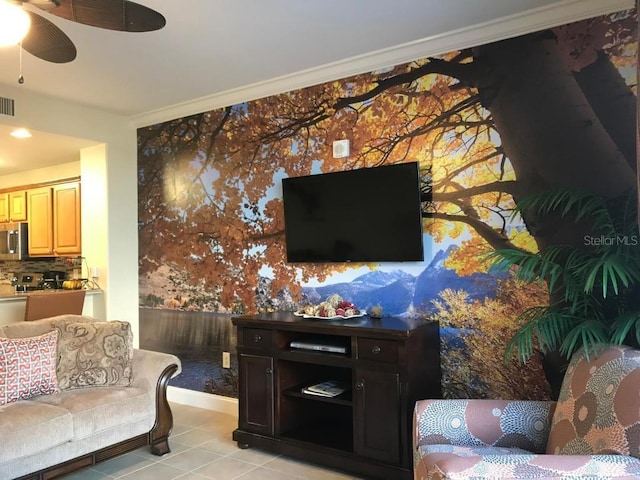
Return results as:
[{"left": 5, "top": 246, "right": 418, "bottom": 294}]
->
[{"left": 8, "top": 0, "right": 165, "bottom": 63}]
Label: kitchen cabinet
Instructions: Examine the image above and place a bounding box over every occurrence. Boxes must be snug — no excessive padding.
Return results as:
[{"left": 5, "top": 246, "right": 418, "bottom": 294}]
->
[
  {"left": 27, "top": 187, "right": 53, "bottom": 255},
  {"left": 53, "top": 182, "right": 82, "bottom": 255},
  {"left": 232, "top": 312, "right": 441, "bottom": 480},
  {"left": 27, "top": 182, "right": 81, "bottom": 256},
  {"left": 0, "top": 191, "right": 27, "bottom": 223},
  {"left": 0, "top": 195, "right": 7, "bottom": 223}
]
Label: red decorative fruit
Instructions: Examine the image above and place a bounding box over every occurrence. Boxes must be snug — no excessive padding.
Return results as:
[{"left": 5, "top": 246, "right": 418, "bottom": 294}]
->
[{"left": 337, "top": 301, "right": 355, "bottom": 309}]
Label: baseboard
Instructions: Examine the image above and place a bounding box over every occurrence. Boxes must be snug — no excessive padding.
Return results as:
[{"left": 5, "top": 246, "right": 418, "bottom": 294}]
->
[{"left": 167, "top": 386, "right": 239, "bottom": 417}]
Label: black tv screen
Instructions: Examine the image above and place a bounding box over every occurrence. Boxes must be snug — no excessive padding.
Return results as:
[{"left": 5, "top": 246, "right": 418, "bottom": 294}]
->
[{"left": 282, "top": 162, "right": 424, "bottom": 262}]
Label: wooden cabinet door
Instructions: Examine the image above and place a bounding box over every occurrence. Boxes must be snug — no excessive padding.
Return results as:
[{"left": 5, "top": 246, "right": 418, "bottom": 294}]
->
[
  {"left": 0, "top": 191, "right": 27, "bottom": 223},
  {"left": 0, "top": 193, "right": 9, "bottom": 223},
  {"left": 53, "top": 182, "right": 81, "bottom": 255},
  {"left": 27, "top": 187, "right": 54, "bottom": 256},
  {"left": 9, "top": 190, "right": 27, "bottom": 222},
  {"left": 353, "top": 368, "right": 401, "bottom": 464},
  {"left": 238, "top": 354, "right": 274, "bottom": 435},
  {"left": 9, "top": 191, "right": 27, "bottom": 222}
]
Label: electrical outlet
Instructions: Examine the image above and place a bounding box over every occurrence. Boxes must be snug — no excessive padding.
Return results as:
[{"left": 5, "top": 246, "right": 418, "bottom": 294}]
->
[
  {"left": 222, "top": 351, "right": 231, "bottom": 369},
  {"left": 91, "top": 267, "right": 99, "bottom": 278}
]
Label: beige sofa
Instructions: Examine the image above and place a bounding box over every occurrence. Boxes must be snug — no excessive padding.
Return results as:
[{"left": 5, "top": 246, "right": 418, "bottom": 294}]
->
[{"left": 0, "top": 315, "right": 181, "bottom": 480}]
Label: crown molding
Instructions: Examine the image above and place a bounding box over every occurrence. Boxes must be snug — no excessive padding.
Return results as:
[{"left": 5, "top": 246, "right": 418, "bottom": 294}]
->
[{"left": 131, "top": 0, "right": 633, "bottom": 128}]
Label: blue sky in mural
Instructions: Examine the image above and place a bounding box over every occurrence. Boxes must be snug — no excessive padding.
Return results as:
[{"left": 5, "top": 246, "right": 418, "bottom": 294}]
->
[{"left": 298, "top": 232, "right": 443, "bottom": 287}]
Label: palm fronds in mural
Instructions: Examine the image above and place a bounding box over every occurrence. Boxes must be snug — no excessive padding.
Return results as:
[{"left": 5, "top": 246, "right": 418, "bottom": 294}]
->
[{"left": 487, "top": 188, "right": 640, "bottom": 363}]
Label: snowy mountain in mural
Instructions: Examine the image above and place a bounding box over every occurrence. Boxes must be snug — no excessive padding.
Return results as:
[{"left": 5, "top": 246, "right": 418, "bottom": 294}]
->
[{"left": 302, "top": 246, "right": 504, "bottom": 316}]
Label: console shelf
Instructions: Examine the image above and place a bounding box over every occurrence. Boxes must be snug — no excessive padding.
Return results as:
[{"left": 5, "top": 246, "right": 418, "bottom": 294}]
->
[
  {"left": 232, "top": 312, "right": 440, "bottom": 480},
  {"left": 281, "top": 421, "right": 353, "bottom": 452},
  {"left": 284, "top": 385, "right": 353, "bottom": 406},
  {"left": 279, "top": 349, "right": 352, "bottom": 366}
]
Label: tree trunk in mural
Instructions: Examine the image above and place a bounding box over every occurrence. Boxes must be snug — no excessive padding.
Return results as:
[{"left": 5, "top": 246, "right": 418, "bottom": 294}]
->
[
  {"left": 473, "top": 32, "right": 636, "bottom": 250},
  {"left": 575, "top": 51, "right": 637, "bottom": 173},
  {"left": 470, "top": 29, "right": 637, "bottom": 395}
]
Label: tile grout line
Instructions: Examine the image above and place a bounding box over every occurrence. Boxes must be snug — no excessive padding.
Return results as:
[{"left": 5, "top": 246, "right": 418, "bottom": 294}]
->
[{"left": 61, "top": 402, "right": 365, "bottom": 480}]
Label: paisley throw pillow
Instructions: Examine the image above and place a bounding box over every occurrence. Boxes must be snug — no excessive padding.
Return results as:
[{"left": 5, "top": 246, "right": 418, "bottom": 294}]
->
[{"left": 54, "top": 320, "right": 133, "bottom": 390}]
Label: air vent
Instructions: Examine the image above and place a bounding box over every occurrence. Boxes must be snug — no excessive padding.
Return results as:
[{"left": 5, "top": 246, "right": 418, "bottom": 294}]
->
[{"left": 0, "top": 97, "right": 15, "bottom": 117}]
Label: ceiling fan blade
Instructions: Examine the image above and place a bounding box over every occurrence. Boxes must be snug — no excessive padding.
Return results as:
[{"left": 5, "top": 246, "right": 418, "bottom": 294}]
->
[
  {"left": 36, "top": 0, "right": 166, "bottom": 32},
  {"left": 22, "top": 10, "right": 77, "bottom": 63}
]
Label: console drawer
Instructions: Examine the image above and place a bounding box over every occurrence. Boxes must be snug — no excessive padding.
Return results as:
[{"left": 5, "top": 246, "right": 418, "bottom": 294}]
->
[
  {"left": 241, "top": 328, "right": 272, "bottom": 351},
  {"left": 357, "top": 338, "right": 398, "bottom": 363}
]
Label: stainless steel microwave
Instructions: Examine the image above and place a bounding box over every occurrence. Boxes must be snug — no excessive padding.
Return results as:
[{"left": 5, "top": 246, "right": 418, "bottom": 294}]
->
[{"left": 0, "top": 222, "right": 29, "bottom": 260}]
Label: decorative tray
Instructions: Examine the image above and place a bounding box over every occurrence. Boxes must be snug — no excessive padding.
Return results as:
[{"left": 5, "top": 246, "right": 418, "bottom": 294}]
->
[{"left": 293, "top": 311, "right": 366, "bottom": 320}]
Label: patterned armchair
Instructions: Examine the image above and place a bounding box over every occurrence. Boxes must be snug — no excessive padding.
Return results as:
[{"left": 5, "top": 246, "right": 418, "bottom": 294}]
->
[{"left": 413, "top": 345, "right": 640, "bottom": 479}]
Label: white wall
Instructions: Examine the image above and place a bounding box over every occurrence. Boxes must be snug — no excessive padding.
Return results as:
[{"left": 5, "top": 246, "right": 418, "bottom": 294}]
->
[
  {"left": 80, "top": 144, "right": 108, "bottom": 321},
  {"left": 0, "top": 161, "right": 81, "bottom": 189},
  {"left": 0, "top": 85, "right": 140, "bottom": 341}
]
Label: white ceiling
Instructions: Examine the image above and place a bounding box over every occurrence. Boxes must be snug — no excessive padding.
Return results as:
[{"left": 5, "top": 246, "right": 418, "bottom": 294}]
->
[
  {"left": 0, "top": 0, "right": 633, "bottom": 175},
  {"left": 0, "top": 123, "right": 95, "bottom": 176}
]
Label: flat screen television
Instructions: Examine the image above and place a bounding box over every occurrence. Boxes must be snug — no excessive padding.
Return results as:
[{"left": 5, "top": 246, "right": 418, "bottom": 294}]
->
[{"left": 282, "top": 162, "right": 424, "bottom": 262}]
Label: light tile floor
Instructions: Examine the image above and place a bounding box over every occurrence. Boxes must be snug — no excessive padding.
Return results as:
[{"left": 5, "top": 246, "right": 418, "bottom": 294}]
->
[{"left": 61, "top": 403, "right": 367, "bottom": 480}]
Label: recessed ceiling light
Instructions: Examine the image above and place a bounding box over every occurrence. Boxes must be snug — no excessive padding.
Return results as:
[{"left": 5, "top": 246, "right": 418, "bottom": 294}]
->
[{"left": 10, "top": 128, "right": 32, "bottom": 138}]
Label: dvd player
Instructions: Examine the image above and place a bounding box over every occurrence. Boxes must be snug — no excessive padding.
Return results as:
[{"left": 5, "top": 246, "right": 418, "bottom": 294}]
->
[{"left": 290, "top": 339, "right": 346, "bottom": 354}]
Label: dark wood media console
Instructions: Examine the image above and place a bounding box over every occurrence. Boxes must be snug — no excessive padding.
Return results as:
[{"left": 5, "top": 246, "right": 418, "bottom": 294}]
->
[{"left": 232, "top": 312, "right": 440, "bottom": 480}]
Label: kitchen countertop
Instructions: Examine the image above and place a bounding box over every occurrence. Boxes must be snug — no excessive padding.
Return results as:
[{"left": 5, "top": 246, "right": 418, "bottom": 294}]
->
[
  {"left": 0, "top": 289, "right": 103, "bottom": 302},
  {"left": 0, "top": 289, "right": 105, "bottom": 326}
]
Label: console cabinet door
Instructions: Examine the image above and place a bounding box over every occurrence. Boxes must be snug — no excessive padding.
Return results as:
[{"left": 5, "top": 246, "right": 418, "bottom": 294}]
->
[
  {"left": 353, "top": 368, "right": 401, "bottom": 464},
  {"left": 238, "top": 354, "right": 274, "bottom": 435}
]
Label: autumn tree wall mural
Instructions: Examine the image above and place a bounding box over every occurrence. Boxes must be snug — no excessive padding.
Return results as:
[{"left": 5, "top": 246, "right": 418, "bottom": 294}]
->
[{"left": 138, "top": 9, "right": 637, "bottom": 400}]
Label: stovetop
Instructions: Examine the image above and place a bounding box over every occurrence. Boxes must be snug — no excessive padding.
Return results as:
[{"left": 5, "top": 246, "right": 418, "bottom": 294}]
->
[
  {"left": 11, "top": 272, "right": 67, "bottom": 292},
  {"left": 12, "top": 272, "right": 43, "bottom": 287},
  {"left": 15, "top": 285, "right": 44, "bottom": 292}
]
